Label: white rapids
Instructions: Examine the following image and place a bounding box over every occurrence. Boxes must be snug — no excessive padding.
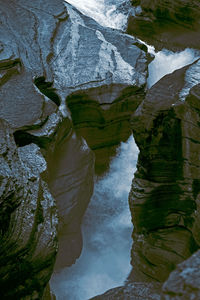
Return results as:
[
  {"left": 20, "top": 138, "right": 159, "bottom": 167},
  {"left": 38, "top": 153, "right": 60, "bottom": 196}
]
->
[
  {"left": 144, "top": 42, "right": 200, "bottom": 88},
  {"left": 65, "top": 0, "right": 131, "bottom": 30},
  {"left": 51, "top": 137, "right": 139, "bottom": 299}
]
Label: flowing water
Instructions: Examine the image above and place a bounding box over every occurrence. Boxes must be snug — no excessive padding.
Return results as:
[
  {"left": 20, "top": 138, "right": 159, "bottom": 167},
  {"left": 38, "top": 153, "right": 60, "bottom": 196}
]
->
[
  {"left": 51, "top": 1, "right": 200, "bottom": 299},
  {"left": 51, "top": 137, "right": 138, "bottom": 299},
  {"left": 64, "top": 0, "right": 131, "bottom": 30},
  {"left": 145, "top": 42, "right": 200, "bottom": 88}
]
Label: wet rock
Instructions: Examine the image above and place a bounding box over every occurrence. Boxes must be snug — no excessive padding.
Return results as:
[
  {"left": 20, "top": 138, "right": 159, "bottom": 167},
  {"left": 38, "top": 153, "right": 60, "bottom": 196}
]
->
[
  {"left": 67, "top": 86, "right": 145, "bottom": 173},
  {"left": 162, "top": 250, "right": 200, "bottom": 300},
  {"left": 0, "top": 0, "right": 150, "bottom": 297},
  {"left": 90, "top": 282, "right": 161, "bottom": 300},
  {"left": 129, "top": 59, "right": 200, "bottom": 282},
  {"left": 128, "top": 0, "right": 200, "bottom": 50},
  {"left": 0, "top": 119, "right": 58, "bottom": 299},
  {"left": 0, "top": 0, "right": 95, "bottom": 297},
  {"left": 47, "top": 124, "right": 95, "bottom": 270}
]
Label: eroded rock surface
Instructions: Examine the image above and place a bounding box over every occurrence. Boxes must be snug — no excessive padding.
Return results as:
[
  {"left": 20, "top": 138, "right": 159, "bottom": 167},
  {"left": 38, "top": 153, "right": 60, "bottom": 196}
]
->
[
  {"left": 128, "top": 0, "right": 200, "bottom": 50},
  {"left": 0, "top": 0, "right": 151, "bottom": 297},
  {"left": 162, "top": 249, "right": 200, "bottom": 300},
  {"left": 67, "top": 86, "right": 145, "bottom": 173},
  {"left": 91, "top": 282, "right": 161, "bottom": 300},
  {"left": 0, "top": 119, "right": 58, "bottom": 299},
  {"left": 129, "top": 59, "right": 200, "bottom": 282}
]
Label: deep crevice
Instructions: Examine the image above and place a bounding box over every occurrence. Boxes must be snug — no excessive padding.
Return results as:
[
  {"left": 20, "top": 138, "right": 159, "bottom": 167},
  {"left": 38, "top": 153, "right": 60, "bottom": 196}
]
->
[{"left": 34, "top": 76, "right": 61, "bottom": 106}]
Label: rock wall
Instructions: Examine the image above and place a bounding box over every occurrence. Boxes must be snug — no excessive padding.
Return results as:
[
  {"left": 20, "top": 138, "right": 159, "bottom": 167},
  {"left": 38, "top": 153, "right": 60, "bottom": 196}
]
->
[
  {"left": 67, "top": 86, "right": 145, "bottom": 173},
  {"left": 128, "top": 0, "right": 200, "bottom": 50},
  {"left": 0, "top": 0, "right": 151, "bottom": 297},
  {"left": 129, "top": 60, "right": 200, "bottom": 282},
  {"left": 0, "top": 119, "right": 58, "bottom": 299}
]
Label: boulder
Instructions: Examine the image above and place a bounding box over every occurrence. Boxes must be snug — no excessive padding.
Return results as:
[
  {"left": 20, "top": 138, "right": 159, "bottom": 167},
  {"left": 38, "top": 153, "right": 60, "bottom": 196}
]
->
[{"left": 162, "top": 250, "right": 200, "bottom": 299}]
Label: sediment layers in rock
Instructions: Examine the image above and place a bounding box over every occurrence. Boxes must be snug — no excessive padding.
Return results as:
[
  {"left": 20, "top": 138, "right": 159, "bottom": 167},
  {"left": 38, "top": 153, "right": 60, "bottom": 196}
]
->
[
  {"left": 0, "top": 0, "right": 151, "bottom": 296},
  {"left": 66, "top": 85, "right": 145, "bottom": 173},
  {"left": 128, "top": 0, "right": 200, "bottom": 50},
  {"left": 129, "top": 59, "right": 200, "bottom": 282},
  {"left": 0, "top": 119, "right": 58, "bottom": 299},
  {"left": 0, "top": 0, "right": 94, "bottom": 297}
]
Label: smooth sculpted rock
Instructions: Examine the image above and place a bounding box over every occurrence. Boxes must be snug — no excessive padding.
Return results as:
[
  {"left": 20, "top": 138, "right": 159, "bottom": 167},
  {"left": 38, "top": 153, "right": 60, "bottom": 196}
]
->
[
  {"left": 47, "top": 125, "right": 95, "bottom": 270},
  {"left": 0, "top": 0, "right": 95, "bottom": 296},
  {"left": 0, "top": 119, "right": 58, "bottom": 299},
  {"left": 162, "top": 250, "right": 200, "bottom": 300},
  {"left": 129, "top": 59, "right": 200, "bottom": 282},
  {"left": 0, "top": 0, "right": 150, "bottom": 175},
  {"left": 128, "top": 0, "right": 200, "bottom": 50},
  {"left": 67, "top": 86, "right": 145, "bottom": 173}
]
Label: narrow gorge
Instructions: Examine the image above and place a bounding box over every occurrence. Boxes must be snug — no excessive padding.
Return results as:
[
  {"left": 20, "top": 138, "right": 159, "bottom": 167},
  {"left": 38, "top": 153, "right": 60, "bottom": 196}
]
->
[{"left": 1, "top": 1, "right": 200, "bottom": 300}]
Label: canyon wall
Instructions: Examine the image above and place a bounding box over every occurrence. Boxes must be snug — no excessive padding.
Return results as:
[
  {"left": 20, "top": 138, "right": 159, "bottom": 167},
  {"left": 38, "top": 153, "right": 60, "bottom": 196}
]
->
[
  {"left": 0, "top": 0, "right": 150, "bottom": 298},
  {"left": 128, "top": 0, "right": 200, "bottom": 50},
  {"left": 129, "top": 60, "right": 200, "bottom": 282}
]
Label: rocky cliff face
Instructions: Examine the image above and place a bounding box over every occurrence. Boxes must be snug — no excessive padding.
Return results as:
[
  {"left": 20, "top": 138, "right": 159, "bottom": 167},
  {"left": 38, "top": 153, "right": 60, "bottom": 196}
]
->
[
  {"left": 0, "top": 0, "right": 151, "bottom": 298},
  {"left": 0, "top": 119, "right": 58, "bottom": 299},
  {"left": 128, "top": 0, "right": 200, "bottom": 50},
  {"left": 129, "top": 59, "right": 200, "bottom": 283}
]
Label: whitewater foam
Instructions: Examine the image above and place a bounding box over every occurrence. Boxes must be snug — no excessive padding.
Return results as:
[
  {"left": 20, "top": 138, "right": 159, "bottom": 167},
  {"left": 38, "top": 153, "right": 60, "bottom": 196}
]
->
[
  {"left": 65, "top": 0, "right": 130, "bottom": 30},
  {"left": 144, "top": 42, "right": 200, "bottom": 88},
  {"left": 50, "top": 137, "right": 139, "bottom": 300}
]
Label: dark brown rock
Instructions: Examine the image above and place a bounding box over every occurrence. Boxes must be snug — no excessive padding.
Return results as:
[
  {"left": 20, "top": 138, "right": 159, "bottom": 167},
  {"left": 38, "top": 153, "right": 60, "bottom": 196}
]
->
[
  {"left": 129, "top": 60, "right": 200, "bottom": 282},
  {"left": 128, "top": 0, "right": 200, "bottom": 50},
  {"left": 67, "top": 86, "right": 145, "bottom": 173},
  {"left": 47, "top": 123, "right": 95, "bottom": 270}
]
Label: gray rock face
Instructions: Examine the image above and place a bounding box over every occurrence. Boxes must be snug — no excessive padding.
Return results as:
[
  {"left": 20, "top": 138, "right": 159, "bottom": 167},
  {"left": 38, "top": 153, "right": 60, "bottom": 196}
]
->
[
  {"left": 162, "top": 250, "right": 200, "bottom": 300},
  {"left": 53, "top": 2, "right": 148, "bottom": 101},
  {"left": 0, "top": 119, "right": 58, "bottom": 299},
  {"left": 0, "top": 0, "right": 150, "bottom": 297},
  {"left": 91, "top": 282, "right": 161, "bottom": 300}
]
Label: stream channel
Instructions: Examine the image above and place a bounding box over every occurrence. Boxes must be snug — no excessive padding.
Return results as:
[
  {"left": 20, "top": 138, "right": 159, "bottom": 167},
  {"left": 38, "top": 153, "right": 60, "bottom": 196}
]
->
[{"left": 50, "top": 1, "right": 200, "bottom": 299}]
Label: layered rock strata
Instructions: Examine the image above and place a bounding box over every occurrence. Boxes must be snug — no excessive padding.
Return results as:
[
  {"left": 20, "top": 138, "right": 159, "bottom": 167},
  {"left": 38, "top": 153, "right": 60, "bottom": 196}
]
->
[
  {"left": 128, "top": 0, "right": 200, "bottom": 50},
  {"left": 67, "top": 86, "right": 145, "bottom": 173},
  {"left": 0, "top": 119, "right": 58, "bottom": 299},
  {"left": 0, "top": 0, "right": 151, "bottom": 297},
  {"left": 129, "top": 59, "right": 200, "bottom": 282}
]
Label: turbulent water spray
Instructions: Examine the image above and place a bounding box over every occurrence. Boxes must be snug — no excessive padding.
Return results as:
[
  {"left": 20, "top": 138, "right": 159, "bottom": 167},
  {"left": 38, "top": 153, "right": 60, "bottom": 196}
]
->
[
  {"left": 51, "top": 137, "right": 139, "bottom": 299},
  {"left": 144, "top": 41, "right": 200, "bottom": 88},
  {"left": 65, "top": 0, "right": 131, "bottom": 30}
]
